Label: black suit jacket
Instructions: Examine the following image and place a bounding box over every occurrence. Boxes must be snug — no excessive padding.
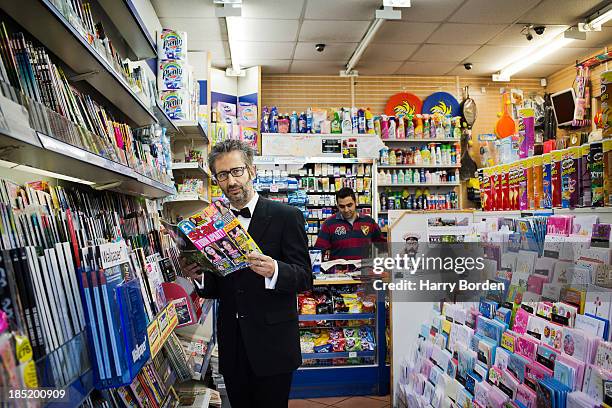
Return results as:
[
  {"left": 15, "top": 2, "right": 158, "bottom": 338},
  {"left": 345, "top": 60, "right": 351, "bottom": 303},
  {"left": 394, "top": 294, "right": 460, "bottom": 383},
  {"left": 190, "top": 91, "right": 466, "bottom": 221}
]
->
[{"left": 196, "top": 197, "right": 312, "bottom": 377}]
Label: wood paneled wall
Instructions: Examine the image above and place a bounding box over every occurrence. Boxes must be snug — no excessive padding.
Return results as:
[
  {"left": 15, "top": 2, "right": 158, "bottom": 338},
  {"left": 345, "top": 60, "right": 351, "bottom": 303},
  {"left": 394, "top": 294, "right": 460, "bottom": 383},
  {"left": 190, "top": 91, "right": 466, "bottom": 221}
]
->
[{"left": 546, "top": 45, "right": 611, "bottom": 96}]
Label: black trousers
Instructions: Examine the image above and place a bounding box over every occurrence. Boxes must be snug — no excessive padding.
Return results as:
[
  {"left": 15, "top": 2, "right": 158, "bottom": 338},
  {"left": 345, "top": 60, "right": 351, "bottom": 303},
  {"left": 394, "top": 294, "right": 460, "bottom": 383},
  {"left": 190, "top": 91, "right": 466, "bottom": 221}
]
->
[{"left": 223, "top": 325, "right": 294, "bottom": 408}]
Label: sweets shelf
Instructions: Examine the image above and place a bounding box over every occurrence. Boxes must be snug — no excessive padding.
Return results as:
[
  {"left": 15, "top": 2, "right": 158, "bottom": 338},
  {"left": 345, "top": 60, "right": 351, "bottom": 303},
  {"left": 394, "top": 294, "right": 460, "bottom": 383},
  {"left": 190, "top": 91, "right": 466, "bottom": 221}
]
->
[
  {"left": 95, "top": 0, "right": 157, "bottom": 59},
  {"left": 302, "top": 351, "right": 376, "bottom": 359},
  {"left": 172, "top": 162, "right": 212, "bottom": 178},
  {"left": 313, "top": 279, "right": 362, "bottom": 285},
  {"left": 2, "top": 0, "right": 158, "bottom": 127},
  {"left": 174, "top": 121, "right": 209, "bottom": 143},
  {"left": 299, "top": 313, "right": 376, "bottom": 321},
  {"left": 378, "top": 164, "right": 460, "bottom": 169},
  {"left": 378, "top": 182, "right": 460, "bottom": 187},
  {"left": 0, "top": 130, "right": 175, "bottom": 198}
]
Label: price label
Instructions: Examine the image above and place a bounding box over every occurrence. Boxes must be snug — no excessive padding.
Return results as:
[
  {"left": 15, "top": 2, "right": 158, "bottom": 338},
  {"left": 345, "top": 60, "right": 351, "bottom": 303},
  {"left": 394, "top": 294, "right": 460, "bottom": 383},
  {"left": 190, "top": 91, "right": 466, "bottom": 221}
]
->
[
  {"left": 348, "top": 352, "right": 357, "bottom": 358},
  {"left": 270, "top": 184, "right": 279, "bottom": 193}
]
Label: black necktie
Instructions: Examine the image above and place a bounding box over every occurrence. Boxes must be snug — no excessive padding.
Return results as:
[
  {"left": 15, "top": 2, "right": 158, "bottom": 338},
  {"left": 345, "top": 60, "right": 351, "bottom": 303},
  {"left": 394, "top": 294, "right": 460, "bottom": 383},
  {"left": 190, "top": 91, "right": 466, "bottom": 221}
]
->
[{"left": 232, "top": 207, "right": 252, "bottom": 218}]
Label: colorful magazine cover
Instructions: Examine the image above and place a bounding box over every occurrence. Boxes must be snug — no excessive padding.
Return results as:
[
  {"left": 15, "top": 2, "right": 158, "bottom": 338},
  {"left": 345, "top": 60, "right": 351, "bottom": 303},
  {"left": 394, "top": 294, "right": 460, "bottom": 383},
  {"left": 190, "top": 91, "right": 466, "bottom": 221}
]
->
[{"left": 177, "top": 201, "right": 261, "bottom": 276}]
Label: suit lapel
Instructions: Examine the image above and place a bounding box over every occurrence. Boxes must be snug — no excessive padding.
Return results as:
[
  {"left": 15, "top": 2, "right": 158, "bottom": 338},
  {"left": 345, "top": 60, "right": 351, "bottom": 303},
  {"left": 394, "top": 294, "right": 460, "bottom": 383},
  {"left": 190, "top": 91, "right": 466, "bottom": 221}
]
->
[{"left": 248, "top": 197, "right": 272, "bottom": 245}]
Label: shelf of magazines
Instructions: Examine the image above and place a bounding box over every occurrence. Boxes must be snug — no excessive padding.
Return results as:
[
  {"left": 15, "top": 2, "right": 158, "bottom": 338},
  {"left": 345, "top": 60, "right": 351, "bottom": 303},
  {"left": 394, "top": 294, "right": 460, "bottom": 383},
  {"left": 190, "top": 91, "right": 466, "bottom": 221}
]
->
[
  {"left": 32, "top": 330, "right": 95, "bottom": 407},
  {"left": 2, "top": 0, "right": 159, "bottom": 127},
  {"left": 0, "top": 82, "right": 176, "bottom": 199}
]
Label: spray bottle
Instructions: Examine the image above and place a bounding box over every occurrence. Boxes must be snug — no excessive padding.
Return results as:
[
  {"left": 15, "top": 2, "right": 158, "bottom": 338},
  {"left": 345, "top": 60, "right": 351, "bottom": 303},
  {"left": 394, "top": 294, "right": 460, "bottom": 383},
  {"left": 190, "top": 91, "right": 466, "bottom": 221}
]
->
[
  {"left": 358, "top": 108, "right": 366, "bottom": 134},
  {"left": 422, "top": 114, "right": 430, "bottom": 139},
  {"left": 342, "top": 108, "right": 352, "bottom": 134},
  {"left": 397, "top": 114, "right": 406, "bottom": 139},
  {"left": 290, "top": 111, "right": 298, "bottom": 133},
  {"left": 351, "top": 107, "right": 358, "bottom": 134},
  {"left": 381, "top": 115, "right": 389, "bottom": 139},
  {"left": 365, "top": 108, "right": 375, "bottom": 133},
  {"left": 306, "top": 107, "right": 313, "bottom": 133}
]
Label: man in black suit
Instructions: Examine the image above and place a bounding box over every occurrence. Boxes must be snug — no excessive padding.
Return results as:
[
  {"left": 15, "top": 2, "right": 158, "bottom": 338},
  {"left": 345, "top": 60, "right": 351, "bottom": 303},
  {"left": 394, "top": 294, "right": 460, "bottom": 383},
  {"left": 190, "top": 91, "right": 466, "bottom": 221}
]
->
[{"left": 181, "top": 140, "right": 312, "bottom": 408}]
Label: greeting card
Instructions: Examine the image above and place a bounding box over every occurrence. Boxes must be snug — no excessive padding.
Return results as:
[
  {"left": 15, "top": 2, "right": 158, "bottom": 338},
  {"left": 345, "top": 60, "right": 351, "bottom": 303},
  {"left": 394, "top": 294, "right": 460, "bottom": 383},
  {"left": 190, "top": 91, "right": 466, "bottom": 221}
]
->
[{"left": 516, "top": 335, "right": 538, "bottom": 360}]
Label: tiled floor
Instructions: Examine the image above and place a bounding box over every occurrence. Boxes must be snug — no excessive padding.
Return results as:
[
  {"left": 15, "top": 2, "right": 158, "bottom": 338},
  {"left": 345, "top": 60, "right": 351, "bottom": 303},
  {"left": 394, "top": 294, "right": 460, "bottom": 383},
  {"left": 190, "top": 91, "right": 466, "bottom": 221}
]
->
[{"left": 289, "top": 395, "right": 390, "bottom": 408}]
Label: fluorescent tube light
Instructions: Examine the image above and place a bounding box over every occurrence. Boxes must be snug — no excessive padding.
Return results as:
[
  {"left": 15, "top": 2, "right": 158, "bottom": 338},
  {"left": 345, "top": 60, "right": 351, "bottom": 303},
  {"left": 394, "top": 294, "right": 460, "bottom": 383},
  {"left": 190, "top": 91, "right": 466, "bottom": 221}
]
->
[
  {"left": 345, "top": 18, "right": 385, "bottom": 74},
  {"left": 226, "top": 16, "right": 243, "bottom": 73},
  {"left": 498, "top": 35, "right": 574, "bottom": 79},
  {"left": 0, "top": 159, "right": 96, "bottom": 185},
  {"left": 582, "top": 4, "right": 612, "bottom": 30}
]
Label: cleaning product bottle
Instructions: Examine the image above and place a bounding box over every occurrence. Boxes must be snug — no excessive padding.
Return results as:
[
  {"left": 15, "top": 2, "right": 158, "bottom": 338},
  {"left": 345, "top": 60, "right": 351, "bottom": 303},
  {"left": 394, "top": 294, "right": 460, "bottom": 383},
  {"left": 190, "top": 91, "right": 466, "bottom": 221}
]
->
[
  {"left": 453, "top": 117, "right": 462, "bottom": 139},
  {"left": 423, "top": 114, "right": 430, "bottom": 139},
  {"left": 406, "top": 115, "right": 414, "bottom": 138},
  {"left": 429, "top": 144, "right": 436, "bottom": 165},
  {"left": 430, "top": 116, "right": 437, "bottom": 139},
  {"left": 306, "top": 107, "right": 313, "bottom": 133},
  {"left": 388, "top": 117, "right": 397, "bottom": 140},
  {"left": 342, "top": 108, "right": 352, "bottom": 134},
  {"left": 262, "top": 106, "right": 270, "bottom": 133},
  {"left": 331, "top": 110, "right": 341, "bottom": 134},
  {"left": 389, "top": 149, "right": 396, "bottom": 166},
  {"left": 398, "top": 169, "right": 405, "bottom": 184},
  {"left": 299, "top": 112, "right": 307, "bottom": 133},
  {"left": 351, "top": 107, "right": 358, "bottom": 134},
  {"left": 413, "top": 168, "right": 420, "bottom": 184},
  {"left": 365, "top": 108, "right": 375, "bottom": 133},
  {"left": 381, "top": 115, "right": 389, "bottom": 139},
  {"left": 391, "top": 170, "right": 397, "bottom": 184},
  {"left": 358, "top": 108, "right": 366, "bottom": 134},
  {"left": 270, "top": 106, "right": 278, "bottom": 133},
  {"left": 397, "top": 115, "right": 405, "bottom": 139},
  {"left": 290, "top": 111, "right": 298, "bottom": 133},
  {"left": 380, "top": 189, "right": 387, "bottom": 210},
  {"left": 436, "top": 145, "right": 442, "bottom": 165},
  {"left": 406, "top": 168, "right": 413, "bottom": 183},
  {"left": 415, "top": 115, "right": 423, "bottom": 138},
  {"left": 373, "top": 116, "right": 381, "bottom": 137},
  {"left": 378, "top": 169, "right": 386, "bottom": 186},
  {"left": 444, "top": 115, "right": 452, "bottom": 138},
  {"left": 414, "top": 148, "right": 422, "bottom": 165},
  {"left": 436, "top": 116, "right": 444, "bottom": 139}
]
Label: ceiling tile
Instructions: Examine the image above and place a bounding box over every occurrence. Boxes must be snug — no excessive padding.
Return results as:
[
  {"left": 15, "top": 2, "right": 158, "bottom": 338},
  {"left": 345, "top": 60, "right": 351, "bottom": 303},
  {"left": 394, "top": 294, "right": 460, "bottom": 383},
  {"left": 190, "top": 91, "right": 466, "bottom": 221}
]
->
[
  {"left": 299, "top": 20, "right": 370, "bottom": 42},
  {"left": 159, "top": 17, "right": 225, "bottom": 42},
  {"left": 374, "top": 22, "right": 440, "bottom": 43},
  {"left": 466, "top": 45, "right": 528, "bottom": 64},
  {"left": 411, "top": 44, "right": 480, "bottom": 62},
  {"left": 238, "top": 42, "right": 295, "bottom": 60},
  {"left": 489, "top": 24, "right": 568, "bottom": 46},
  {"left": 525, "top": 0, "right": 606, "bottom": 25},
  {"left": 242, "top": 59, "right": 291, "bottom": 74},
  {"left": 235, "top": 19, "right": 299, "bottom": 41},
  {"left": 354, "top": 60, "right": 403, "bottom": 75},
  {"left": 293, "top": 42, "right": 357, "bottom": 60},
  {"left": 427, "top": 23, "right": 506, "bottom": 45},
  {"left": 305, "top": 0, "right": 380, "bottom": 20},
  {"left": 241, "top": 0, "right": 305, "bottom": 19},
  {"left": 361, "top": 43, "right": 420, "bottom": 61},
  {"left": 290, "top": 60, "right": 345, "bottom": 74},
  {"left": 401, "top": 0, "right": 465, "bottom": 22},
  {"left": 447, "top": 62, "right": 502, "bottom": 76},
  {"left": 395, "top": 61, "right": 458, "bottom": 75},
  {"left": 151, "top": 0, "right": 216, "bottom": 18},
  {"left": 513, "top": 64, "right": 567, "bottom": 78},
  {"left": 187, "top": 41, "right": 229, "bottom": 59},
  {"left": 450, "top": 0, "right": 540, "bottom": 24}
]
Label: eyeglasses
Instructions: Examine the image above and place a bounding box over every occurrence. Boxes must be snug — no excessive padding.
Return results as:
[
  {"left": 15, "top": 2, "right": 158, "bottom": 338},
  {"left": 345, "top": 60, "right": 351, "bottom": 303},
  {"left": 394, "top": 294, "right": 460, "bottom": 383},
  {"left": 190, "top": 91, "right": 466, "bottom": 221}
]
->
[{"left": 214, "top": 166, "right": 247, "bottom": 182}]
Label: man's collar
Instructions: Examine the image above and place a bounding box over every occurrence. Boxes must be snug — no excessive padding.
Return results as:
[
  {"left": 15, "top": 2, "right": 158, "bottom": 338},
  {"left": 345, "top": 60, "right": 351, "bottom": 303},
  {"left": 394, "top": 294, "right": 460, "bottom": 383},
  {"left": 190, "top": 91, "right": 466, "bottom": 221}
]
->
[
  {"left": 231, "top": 192, "right": 259, "bottom": 213},
  {"left": 336, "top": 211, "right": 360, "bottom": 223}
]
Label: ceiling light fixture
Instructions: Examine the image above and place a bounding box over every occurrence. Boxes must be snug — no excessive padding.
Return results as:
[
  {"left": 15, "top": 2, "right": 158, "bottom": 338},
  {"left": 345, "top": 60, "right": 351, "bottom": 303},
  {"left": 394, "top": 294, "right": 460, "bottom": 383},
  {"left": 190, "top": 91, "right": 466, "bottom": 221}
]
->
[
  {"left": 226, "top": 16, "right": 243, "bottom": 74},
  {"left": 579, "top": 3, "right": 612, "bottom": 31},
  {"left": 0, "top": 159, "right": 96, "bottom": 185},
  {"left": 494, "top": 31, "right": 576, "bottom": 81}
]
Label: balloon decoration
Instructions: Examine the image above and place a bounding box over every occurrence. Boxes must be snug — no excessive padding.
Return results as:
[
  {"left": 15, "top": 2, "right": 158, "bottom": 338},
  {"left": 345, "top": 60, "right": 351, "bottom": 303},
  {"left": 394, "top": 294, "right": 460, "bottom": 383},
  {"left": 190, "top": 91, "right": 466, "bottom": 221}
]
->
[
  {"left": 422, "top": 92, "right": 460, "bottom": 117},
  {"left": 384, "top": 92, "right": 422, "bottom": 117}
]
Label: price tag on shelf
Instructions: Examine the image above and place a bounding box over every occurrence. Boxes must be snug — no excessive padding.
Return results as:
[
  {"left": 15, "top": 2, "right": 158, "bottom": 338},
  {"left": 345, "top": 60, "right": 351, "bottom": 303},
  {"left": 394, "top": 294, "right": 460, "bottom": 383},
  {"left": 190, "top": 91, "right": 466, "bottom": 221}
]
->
[
  {"left": 270, "top": 184, "right": 279, "bottom": 193},
  {"left": 348, "top": 352, "right": 357, "bottom": 358}
]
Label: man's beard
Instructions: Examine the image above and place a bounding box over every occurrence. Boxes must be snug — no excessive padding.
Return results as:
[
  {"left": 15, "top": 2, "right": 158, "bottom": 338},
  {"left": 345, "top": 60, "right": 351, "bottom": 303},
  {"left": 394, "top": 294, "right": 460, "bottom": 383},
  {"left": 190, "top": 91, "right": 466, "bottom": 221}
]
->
[{"left": 224, "top": 182, "right": 251, "bottom": 208}]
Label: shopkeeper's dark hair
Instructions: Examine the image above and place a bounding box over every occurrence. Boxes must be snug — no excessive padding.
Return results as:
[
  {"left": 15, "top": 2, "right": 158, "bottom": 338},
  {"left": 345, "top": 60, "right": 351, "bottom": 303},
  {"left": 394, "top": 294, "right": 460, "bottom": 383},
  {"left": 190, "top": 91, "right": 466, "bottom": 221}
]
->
[
  {"left": 208, "top": 139, "right": 255, "bottom": 175},
  {"left": 336, "top": 187, "right": 356, "bottom": 202}
]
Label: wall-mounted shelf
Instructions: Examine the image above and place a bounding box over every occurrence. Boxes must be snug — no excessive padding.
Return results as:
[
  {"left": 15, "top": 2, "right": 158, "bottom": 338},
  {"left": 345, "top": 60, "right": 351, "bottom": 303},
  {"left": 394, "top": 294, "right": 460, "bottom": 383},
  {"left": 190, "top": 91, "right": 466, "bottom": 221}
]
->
[
  {"left": 172, "top": 162, "right": 212, "bottom": 178},
  {"left": 95, "top": 0, "right": 157, "bottom": 59},
  {"left": 378, "top": 182, "right": 460, "bottom": 187},
  {"left": 2, "top": 0, "right": 158, "bottom": 127},
  {"left": 378, "top": 164, "right": 460, "bottom": 169},
  {"left": 155, "top": 104, "right": 182, "bottom": 134},
  {"left": 299, "top": 313, "right": 375, "bottom": 321},
  {"left": 174, "top": 121, "right": 209, "bottom": 144},
  {"left": 164, "top": 194, "right": 210, "bottom": 204},
  {"left": 302, "top": 351, "right": 375, "bottom": 359},
  {"left": 383, "top": 138, "right": 460, "bottom": 142}
]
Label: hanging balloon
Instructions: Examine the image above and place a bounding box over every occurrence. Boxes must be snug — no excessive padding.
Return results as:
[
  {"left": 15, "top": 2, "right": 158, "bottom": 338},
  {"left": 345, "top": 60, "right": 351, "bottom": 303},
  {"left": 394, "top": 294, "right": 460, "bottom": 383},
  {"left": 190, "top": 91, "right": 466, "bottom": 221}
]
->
[
  {"left": 384, "top": 92, "right": 422, "bottom": 117},
  {"left": 422, "top": 92, "right": 460, "bottom": 116}
]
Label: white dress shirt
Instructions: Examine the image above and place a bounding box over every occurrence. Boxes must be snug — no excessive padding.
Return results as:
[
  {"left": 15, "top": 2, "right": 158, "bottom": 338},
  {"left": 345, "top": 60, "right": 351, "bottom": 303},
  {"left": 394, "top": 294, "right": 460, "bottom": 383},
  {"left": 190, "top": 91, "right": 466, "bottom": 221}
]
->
[{"left": 193, "top": 193, "right": 279, "bottom": 290}]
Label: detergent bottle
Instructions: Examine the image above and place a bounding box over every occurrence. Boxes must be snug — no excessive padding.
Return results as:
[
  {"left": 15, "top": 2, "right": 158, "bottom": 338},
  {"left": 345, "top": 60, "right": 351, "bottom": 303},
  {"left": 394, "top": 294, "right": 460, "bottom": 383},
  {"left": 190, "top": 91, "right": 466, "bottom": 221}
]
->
[
  {"left": 422, "top": 115, "right": 430, "bottom": 139},
  {"left": 406, "top": 115, "right": 414, "bottom": 138},
  {"left": 365, "top": 108, "right": 375, "bottom": 133},
  {"left": 290, "top": 111, "right": 298, "bottom": 133},
  {"left": 415, "top": 114, "right": 423, "bottom": 138},
  {"left": 331, "top": 110, "right": 341, "bottom": 134},
  {"left": 388, "top": 117, "right": 397, "bottom": 140},
  {"left": 397, "top": 114, "right": 406, "bottom": 139},
  {"left": 358, "top": 108, "right": 366, "bottom": 134}
]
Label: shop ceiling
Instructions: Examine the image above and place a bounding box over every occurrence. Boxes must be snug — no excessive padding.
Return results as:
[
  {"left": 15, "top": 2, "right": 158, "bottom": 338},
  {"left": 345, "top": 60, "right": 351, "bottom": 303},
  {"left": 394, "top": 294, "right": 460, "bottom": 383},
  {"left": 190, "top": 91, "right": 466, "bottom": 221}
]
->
[{"left": 152, "top": 0, "right": 612, "bottom": 77}]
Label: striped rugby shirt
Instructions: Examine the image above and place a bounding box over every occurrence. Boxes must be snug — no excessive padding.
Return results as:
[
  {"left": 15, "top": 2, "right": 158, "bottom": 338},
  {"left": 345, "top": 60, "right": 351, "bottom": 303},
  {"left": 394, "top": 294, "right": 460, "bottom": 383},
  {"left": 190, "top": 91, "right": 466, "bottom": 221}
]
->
[{"left": 314, "top": 212, "right": 385, "bottom": 260}]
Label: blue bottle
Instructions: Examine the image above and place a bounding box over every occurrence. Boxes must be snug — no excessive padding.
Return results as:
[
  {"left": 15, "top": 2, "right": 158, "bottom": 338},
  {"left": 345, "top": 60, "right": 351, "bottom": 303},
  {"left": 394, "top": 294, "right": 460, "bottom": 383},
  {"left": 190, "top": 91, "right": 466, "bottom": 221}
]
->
[{"left": 290, "top": 111, "right": 298, "bottom": 133}]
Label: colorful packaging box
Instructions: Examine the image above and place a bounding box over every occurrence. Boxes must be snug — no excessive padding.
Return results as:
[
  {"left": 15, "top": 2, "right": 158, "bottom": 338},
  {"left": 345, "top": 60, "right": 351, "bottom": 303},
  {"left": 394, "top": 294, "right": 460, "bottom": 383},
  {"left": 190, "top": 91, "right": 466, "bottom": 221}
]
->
[
  {"left": 602, "top": 70, "right": 612, "bottom": 138},
  {"left": 216, "top": 102, "right": 237, "bottom": 118},
  {"left": 481, "top": 168, "right": 490, "bottom": 211},
  {"left": 160, "top": 90, "right": 190, "bottom": 120},
  {"left": 518, "top": 109, "right": 535, "bottom": 159},
  {"left": 490, "top": 167, "right": 499, "bottom": 211},
  {"left": 542, "top": 153, "right": 552, "bottom": 209},
  {"left": 551, "top": 150, "right": 563, "bottom": 208},
  {"left": 238, "top": 102, "right": 258, "bottom": 128},
  {"left": 590, "top": 141, "right": 604, "bottom": 207},
  {"left": 158, "top": 60, "right": 188, "bottom": 90},
  {"left": 580, "top": 143, "right": 591, "bottom": 207},
  {"left": 605, "top": 139, "right": 612, "bottom": 206},
  {"left": 560, "top": 147, "right": 579, "bottom": 208},
  {"left": 240, "top": 127, "right": 258, "bottom": 150},
  {"left": 158, "top": 29, "right": 187, "bottom": 61},
  {"left": 518, "top": 160, "right": 528, "bottom": 210},
  {"left": 501, "top": 164, "right": 510, "bottom": 211},
  {"left": 525, "top": 158, "right": 534, "bottom": 209},
  {"left": 532, "top": 155, "right": 542, "bottom": 209}
]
